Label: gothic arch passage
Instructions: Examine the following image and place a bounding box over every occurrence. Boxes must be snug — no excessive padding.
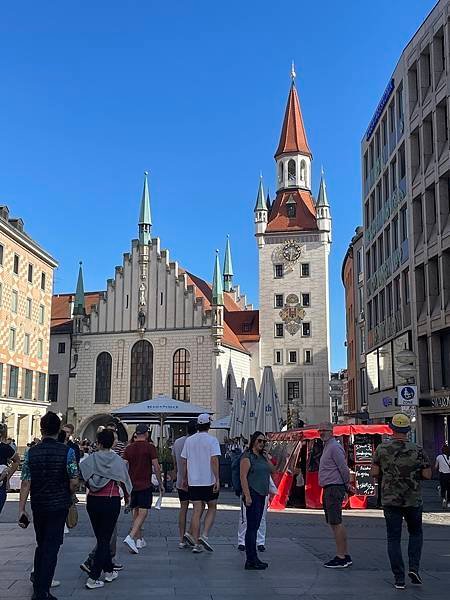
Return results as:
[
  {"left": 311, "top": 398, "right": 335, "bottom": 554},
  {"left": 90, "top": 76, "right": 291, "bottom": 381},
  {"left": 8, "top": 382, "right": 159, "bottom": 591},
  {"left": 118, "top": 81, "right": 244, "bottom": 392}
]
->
[
  {"left": 130, "top": 340, "right": 153, "bottom": 403},
  {"left": 172, "top": 348, "right": 191, "bottom": 402},
  {"left": 94, "top": 352, "right": 112, "bottom": 404}
]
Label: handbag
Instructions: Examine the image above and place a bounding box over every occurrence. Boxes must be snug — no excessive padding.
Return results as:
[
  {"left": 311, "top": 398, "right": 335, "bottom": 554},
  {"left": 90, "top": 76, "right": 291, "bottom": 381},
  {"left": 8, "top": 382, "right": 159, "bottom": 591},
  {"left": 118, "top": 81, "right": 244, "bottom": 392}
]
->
[{"left": 66, "top": 502, "right": 78, "bottom": 529}]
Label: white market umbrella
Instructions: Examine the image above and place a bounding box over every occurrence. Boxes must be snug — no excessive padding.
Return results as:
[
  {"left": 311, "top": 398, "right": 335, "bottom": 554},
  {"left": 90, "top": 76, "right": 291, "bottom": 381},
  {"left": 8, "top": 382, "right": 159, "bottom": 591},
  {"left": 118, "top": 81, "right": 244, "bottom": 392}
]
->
[
  {"left": 229, "top": 395, "right": 241, "bottom": 439},
  {"left": 235, "top": 386, "right": 246, "bottom": 439},
  {"left": 255, "top": 366, "right": 283, "bottom": 434},
  {"left": 241, "top": 378, "right": 258, "bottom": 442}
]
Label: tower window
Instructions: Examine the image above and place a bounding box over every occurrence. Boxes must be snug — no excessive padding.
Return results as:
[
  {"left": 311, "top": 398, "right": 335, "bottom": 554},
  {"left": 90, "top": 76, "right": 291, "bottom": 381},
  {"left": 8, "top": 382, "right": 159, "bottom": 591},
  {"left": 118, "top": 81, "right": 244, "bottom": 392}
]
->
[
  {"left": 300, "top": 160, "right": 306, "bottom": 185},
  {"left": 304, "top": 349, "right": 313, "bottom": 364},
  {"left": 278, "top": 162, "right": 284, "bottom": 184},
  {"left": 301, "top": 293, "right": 310, "bottom": 307},
  {"left": 275, "top": 294, "right": 284, "bottom": 308},
  {"left": 274, "top": 350, "right": 283, "bottom": 364},
  {"left": 302, "top": 322, "right": 311, "bottom": 337},
  {"left": 275, "top": 323, "right": 284, "bottom": 338},
  {"left": 274, "top": 264, "right": 284, "bottom": 278},
  {"left": 288, "top": 159, "right": 296, "bottom": 183},
  {"left": 301, "top": 263, "right": 310, "bottom": 277},
  {"left": 286, "top": 203, "right": 296, "bottom": 218},
  {"left": 288, "top": 351, "right": 298, "bottom": 363}
]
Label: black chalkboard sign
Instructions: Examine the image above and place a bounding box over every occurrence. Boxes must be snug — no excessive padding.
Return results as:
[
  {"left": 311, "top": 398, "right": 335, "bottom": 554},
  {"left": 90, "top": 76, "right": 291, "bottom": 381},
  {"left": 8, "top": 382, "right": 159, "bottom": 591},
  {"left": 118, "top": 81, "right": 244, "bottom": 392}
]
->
[
  {"left": 354, "top": 435, "right": 373, "bottom": 463},
  {"left": 355, "top": 463, "right": 375, "bottom": 496}
]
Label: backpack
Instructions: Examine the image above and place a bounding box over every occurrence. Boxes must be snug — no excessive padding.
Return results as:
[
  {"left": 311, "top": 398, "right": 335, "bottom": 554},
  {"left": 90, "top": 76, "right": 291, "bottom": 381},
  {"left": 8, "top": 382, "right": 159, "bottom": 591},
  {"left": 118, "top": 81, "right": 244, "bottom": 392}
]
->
[{"left": 231, "top": 449, "right": 256, "bottom": 497}]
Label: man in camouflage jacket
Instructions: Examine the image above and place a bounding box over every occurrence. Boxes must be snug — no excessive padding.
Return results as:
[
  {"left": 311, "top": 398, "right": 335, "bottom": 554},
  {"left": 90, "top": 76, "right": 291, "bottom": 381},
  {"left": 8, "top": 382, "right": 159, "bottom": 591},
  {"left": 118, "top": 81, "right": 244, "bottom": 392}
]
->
[{"left": 371, "top": 413, "right": 431, "bottom": 589}]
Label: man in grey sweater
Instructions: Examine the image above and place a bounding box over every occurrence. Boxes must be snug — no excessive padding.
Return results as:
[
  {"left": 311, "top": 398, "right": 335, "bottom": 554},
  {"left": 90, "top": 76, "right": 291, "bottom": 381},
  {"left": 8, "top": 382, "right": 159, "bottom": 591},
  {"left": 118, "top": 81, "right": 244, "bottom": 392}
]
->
[{"left": 318, "top": 422, "right": 352, "bottom": 569}]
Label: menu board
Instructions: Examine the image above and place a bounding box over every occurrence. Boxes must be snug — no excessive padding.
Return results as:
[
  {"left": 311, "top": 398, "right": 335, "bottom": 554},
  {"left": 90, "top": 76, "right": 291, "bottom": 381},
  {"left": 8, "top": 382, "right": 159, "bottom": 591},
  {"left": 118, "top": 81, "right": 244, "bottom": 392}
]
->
[
  {"left": 353, "top": 435, "right": 373, "bottom": 463},
  {"left": 355, "top": 463, "right": 376, "bottom": 496}
]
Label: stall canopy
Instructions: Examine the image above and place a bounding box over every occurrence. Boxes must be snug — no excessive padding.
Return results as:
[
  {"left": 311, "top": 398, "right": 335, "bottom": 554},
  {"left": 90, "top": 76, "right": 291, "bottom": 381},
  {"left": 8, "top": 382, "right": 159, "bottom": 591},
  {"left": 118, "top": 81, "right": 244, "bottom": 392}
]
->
[
  {"left": 268, "top": 424, "right": 392, "bottom": 442},
  {"left": 111, "top": 395, "right": 213, "bottom": 426}
]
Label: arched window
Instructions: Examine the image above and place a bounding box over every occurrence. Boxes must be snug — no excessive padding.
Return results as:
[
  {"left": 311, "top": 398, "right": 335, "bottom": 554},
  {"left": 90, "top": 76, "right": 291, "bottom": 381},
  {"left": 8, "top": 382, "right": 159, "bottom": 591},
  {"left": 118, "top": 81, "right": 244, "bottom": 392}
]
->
[
  {"left": 278, "top": 162, "right": 284, "bottom": 184},
  {"left": 288, "top": 159, "right": 296, "bottom": 183},
  {"left": 300, "top": 160, "right": 306, "bottom": 184},
  {"left": 130, "top": 340, "right": 153, "bottom": 403},
  {"left": 226, "top": 374, "right": 232, "bottom": 400},
  {"left": 173, "top": 348, "right": 191, "bottom": 402},
  {"left": 95, "top": 352, "right": 112, "bottom": 404}
]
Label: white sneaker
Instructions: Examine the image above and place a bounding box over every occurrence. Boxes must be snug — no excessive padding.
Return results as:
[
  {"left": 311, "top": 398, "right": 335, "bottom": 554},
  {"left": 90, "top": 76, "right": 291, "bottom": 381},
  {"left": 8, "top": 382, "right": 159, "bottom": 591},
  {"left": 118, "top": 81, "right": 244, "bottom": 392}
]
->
[
  {"left": 199, "top": 535, "right": 214, "bottom": 552},
  {"left": 123, "top": 535, "right": 139, "bottom": 554},
  {"left": 178, "top": 542, "right": 188, "bottom": 549},
  {"left": 136, "top": 538, "right": 147, "bottom": 549},
  {"left": 192, "top": 544, "right": 204, "bottom": 553},
  {"left": 64, "top": 524, "right": 69, "bottom": 534},
  {"left": 183, "top": 532, "right": 195, "bottom": 546},
  {"left": 104, "top": 571, "right": 118, "bottom": 583},
  {"left": 51, "top": 580, "right": 61, "bottom": 588},
  {"left": 86, "top": 578, "right": 104, "bottom": 589},
  {"left": 442, "top": 498, "right": 447, "bottom": 509}
]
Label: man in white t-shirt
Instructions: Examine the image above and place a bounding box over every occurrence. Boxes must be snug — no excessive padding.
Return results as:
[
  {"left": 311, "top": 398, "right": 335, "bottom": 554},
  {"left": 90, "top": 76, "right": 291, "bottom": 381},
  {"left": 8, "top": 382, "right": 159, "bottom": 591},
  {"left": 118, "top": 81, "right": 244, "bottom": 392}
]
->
[{"left": 181, "top": 413, "right": 220, "bottom": 553}]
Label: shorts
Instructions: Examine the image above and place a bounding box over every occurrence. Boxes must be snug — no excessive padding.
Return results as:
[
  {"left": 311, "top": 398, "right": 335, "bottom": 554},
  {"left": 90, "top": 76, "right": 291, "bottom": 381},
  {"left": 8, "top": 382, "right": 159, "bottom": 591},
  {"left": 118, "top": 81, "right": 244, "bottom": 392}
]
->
[
  {"left": 177, "top": 488, "right": 190, "bottom": 502},
  {"left": 188, "top": 485, "right": 219, "bottom": 503},
  {"left": 323, "top": 484, "right": 346, "bottom": 525},
  {"left": 130, "top": 487, "right": 153, "bottom": 509}
]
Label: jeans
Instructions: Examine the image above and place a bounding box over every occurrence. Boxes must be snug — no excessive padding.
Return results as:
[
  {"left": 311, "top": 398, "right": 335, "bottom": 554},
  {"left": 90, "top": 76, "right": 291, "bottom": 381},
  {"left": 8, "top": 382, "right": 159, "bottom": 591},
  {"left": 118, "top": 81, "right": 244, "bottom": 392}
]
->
[
  {"left": 32, "top": 508, "right": 68, "bottom": 599},
  {"left": 245, "top": 489, "right": 267, "bottom": 563},
  {"left": 86, "top": 495, "right": 121, "bottom": 580},
  {"left": 383, "top": 506, "right": 423, "bottom": 582},
  {"left": 439, "top": 473, "right": 450, "bottom": 500},
  {"left": 0, "top": 483, "right": 6, "bottom": 514},
  {"left": 238, "top": 495, "right": 268, "bottom": 546}
]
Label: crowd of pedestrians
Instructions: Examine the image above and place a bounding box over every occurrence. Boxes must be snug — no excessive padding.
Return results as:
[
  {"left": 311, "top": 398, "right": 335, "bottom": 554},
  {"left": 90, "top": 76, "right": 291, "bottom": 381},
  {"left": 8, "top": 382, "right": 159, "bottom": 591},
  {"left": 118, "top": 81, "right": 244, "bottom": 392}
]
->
[{"left": 0, "top": 409, "right": 441, "bottom": 597}]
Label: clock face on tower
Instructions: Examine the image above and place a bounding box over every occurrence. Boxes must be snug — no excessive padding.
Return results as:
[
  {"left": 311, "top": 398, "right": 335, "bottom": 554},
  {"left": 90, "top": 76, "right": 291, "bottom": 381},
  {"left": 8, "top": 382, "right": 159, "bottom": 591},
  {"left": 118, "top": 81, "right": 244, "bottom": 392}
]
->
[{"left": 282, "top": 240, "right": 302, "bottom": 263}]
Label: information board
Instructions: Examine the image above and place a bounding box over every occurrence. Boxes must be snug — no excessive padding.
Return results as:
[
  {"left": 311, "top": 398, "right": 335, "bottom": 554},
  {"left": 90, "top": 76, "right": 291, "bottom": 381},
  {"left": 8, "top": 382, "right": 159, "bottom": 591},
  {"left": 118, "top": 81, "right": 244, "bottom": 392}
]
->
[
  {"left": 355, "top": 463, "right": 376, "bottom": 496},
  {"left": 353, "top": 435, "right": 373, "bottom": 463}
]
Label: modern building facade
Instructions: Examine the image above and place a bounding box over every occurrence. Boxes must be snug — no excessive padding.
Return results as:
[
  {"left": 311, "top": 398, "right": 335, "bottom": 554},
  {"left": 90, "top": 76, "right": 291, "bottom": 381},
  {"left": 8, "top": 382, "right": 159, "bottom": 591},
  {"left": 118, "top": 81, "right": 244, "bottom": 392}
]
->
[
  {"left": 360, "top": 0, "right": 450, "bottom": 457},
  {"left": 342, "top": 227, "right": 368, "bottom": 422},
  {"left": 0, "top": 205, "right": 58, "bottom": 451}
]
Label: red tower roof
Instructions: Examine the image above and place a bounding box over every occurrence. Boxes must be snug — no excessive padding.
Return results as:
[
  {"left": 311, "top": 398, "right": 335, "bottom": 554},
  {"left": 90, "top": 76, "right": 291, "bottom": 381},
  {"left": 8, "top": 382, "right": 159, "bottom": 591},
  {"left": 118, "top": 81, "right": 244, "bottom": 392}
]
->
[{"left": 275, "top": 83, "right": 311, "bottom": 158}]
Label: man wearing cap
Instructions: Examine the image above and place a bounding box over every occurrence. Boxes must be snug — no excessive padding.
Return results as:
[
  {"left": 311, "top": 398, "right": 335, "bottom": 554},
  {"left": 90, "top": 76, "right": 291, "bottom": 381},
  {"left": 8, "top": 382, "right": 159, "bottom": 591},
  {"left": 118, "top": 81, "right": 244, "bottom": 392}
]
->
[
  {"left": 371, "top": 413, "right": 431, "bottom": 589},
  {"left": 181, "top": 413, "right": 221, "bottom": 553},
  {"left": 318, "top": 422, "right": 352, "bottom": 569},
  {"left": 123, "top": 424, "right": 164, "bottom": 554}
]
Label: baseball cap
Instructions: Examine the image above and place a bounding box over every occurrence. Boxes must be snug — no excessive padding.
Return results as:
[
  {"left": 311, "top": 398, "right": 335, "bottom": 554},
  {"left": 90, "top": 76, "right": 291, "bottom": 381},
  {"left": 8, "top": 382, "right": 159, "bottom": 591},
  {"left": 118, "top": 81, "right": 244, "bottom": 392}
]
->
[
  {"left": 390, "top": 413, "right": 411, "bottom": 433},
  {"left": 197, "top": 413, "right": 211, "bottom": 425},
  {"left": 135, "top": 423, "right": 149, "bottom": 434}
]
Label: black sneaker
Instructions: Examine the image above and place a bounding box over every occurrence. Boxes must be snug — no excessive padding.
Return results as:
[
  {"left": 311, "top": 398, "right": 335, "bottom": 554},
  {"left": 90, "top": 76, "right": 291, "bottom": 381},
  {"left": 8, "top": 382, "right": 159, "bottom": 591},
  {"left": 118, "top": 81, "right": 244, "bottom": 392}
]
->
[
  {"left": 323, "top": 556, "right": 349, "bottom": 569},
  {"left": 245, "top": 561, "right": 266, "bottom": 570},
  {"left": 408, "top": 571, "right": 422, "bottom": 585},
  {"left": 345, "top": 554, "right": 353, "bottom": 566},
  {"left": 257, "top": 544, "right": 266, "bottom": 552},
  {"left": 80, "top": 561, "right": 91, "bottom": 575},
  {"left": 394, "top": 582, "right": 406, "bottom": 590},
  {"left": 238, "top": 544, "right": 245, "bottom": 551},
  {"left": 256, "top": 558, "right": 268, "bottom": 568}
]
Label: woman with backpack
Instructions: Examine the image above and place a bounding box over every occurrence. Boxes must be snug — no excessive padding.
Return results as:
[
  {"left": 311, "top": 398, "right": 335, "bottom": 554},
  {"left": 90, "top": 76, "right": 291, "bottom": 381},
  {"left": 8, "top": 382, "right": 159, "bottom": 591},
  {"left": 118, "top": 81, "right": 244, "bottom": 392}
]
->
[
  {"left": 240, "top": 431, "right": 274, "bottom": 570},
  {"left": 435, "top": 443, "right": 450, "bottom": 510}
]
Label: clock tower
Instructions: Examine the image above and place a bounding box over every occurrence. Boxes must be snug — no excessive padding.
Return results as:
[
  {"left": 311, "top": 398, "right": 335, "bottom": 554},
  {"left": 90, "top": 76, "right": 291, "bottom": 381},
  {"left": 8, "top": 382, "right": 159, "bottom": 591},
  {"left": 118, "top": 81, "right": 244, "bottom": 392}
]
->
[{"left": 254, "top": 67, "right": 331, "bottom": 426}]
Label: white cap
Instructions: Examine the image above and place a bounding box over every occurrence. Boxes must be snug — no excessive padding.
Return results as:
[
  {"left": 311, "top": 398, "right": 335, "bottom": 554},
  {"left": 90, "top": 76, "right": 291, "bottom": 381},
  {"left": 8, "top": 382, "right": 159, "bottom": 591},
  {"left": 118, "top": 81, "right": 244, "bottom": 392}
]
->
[{"left": 197, "top": 413, "right": 211, "bottom": 425}]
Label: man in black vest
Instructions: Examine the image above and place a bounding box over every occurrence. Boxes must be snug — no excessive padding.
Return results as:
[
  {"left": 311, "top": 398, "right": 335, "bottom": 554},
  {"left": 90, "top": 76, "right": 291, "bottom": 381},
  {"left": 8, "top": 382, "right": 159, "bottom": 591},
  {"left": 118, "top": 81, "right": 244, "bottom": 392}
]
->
[{"left": 19, "top": 412, "right": 79, "bottom": 600}]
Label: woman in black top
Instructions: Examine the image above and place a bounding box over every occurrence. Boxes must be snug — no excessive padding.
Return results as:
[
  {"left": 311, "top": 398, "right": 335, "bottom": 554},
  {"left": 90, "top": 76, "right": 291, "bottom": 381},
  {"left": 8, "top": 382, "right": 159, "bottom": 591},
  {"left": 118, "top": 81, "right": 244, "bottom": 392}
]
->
[{"left": 0, "top": 424, "right": 20, "bottom": 514}]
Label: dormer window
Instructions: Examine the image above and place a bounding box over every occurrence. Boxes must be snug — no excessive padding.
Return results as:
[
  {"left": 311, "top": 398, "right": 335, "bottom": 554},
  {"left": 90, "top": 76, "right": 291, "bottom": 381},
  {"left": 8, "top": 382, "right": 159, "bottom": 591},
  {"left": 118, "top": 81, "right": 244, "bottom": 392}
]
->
[
  {"left": 286, "top": 195, "right": 297, "bottom": 218},
  {"left": 288, "top": 159, "right": 296, "bottom": 185}
]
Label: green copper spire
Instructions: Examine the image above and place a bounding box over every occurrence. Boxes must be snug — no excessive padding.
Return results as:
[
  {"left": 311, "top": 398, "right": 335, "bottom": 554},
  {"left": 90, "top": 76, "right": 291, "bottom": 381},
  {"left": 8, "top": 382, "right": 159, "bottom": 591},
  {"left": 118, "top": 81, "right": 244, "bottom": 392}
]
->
[
  {"left": 223, "top": 235, "right": 234, "bottom": 292},
  {"left": 212, "top": 250, "right": 224, "bottom": 306},
  {"left": 139, "top": 171, "right": 152, "bottom": 244},
  {"left": 317, "top": 167, "right": 329, "bottom": 207},
  {"left": 254, "top": 175, "right": 267, "bottom": 211},
  {"left": 73, "top": 262, "right": 85, "bottom": 317}
]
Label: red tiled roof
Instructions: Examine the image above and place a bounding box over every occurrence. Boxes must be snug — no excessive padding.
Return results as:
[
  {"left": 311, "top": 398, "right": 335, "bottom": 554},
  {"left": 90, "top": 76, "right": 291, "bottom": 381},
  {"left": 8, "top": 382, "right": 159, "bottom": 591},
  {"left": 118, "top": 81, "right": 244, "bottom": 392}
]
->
[
  {"left": 267, "top": 189, "right": 317, "bottom": 232},
  {"left": 275, "top": 83, "right": 311, "bottom": 158},
  {"left": 226, "top": 310, "right": 260, "bottom": 343},
  {"left": 51, "top": 292, "right": 102, "bottom": 331}
]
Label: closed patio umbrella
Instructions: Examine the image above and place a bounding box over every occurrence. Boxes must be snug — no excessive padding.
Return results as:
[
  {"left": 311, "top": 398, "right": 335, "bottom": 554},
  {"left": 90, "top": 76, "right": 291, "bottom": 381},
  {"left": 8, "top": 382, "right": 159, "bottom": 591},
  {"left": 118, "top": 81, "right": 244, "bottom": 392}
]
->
[
  {"left": 255, "top": 366, "right": 283, "bottom": 434},
  {"left": 241, "top": 378, "right": 258, "bottom": 442}
]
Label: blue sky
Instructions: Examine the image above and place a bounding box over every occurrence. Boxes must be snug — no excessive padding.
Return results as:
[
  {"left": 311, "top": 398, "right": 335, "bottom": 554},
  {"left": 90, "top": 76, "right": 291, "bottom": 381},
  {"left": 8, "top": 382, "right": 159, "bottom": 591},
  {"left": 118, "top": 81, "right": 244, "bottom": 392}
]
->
[{"left": 0, "top": 0, "right": 435, "bottom": 370}]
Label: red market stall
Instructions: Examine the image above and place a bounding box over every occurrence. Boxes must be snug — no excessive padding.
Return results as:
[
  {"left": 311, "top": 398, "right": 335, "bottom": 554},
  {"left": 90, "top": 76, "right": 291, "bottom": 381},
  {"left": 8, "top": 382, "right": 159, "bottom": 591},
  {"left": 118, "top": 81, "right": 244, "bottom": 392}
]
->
[{"left": 267, "top": 424, "right": 392, "bottom": 511}]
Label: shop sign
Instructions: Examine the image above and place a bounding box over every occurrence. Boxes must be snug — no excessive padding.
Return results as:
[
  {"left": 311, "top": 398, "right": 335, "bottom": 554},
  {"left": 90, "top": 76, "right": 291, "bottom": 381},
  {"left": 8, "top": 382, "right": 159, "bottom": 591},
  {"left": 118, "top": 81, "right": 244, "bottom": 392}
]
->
[
  {"left": 431, "top": 396, "right": 450, "bottom": 408},
  {"left": 397, "top": 385, "right": 418, "bottom": 406},
  {"left": 382, "top": 396, "right": 393, "bottom": 407},
  {"left": 365, "top": 78, "right": 395, "bottom": 140}
]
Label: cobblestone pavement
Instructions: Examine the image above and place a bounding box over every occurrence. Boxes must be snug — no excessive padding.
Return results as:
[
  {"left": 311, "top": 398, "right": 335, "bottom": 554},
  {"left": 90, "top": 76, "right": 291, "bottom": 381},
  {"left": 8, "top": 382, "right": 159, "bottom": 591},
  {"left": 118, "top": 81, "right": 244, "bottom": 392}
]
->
[{"left": 1, "top": 486, "right": 449, "bottom": 600}]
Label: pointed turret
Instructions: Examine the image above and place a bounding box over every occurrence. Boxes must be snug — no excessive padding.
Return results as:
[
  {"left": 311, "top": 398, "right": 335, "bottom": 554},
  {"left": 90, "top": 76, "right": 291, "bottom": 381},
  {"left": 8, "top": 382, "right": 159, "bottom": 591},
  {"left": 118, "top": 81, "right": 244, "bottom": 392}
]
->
[
  {"left": 254, "top": 176, "right": 268, "bottom": 242},
  {"left": 73, "top": 262, "right": 85, "bottom": 317},
  {"left": 275, "top": 67, "right": 311, "bottom": 159},
  {"left": 316, "top": 168, "right": 331, "bottom": 238},
  {"left": 212, "top": 250, "right": 224, "bottom": 306},
  {"left": 254, "top": 175, "right": 267, "bottom": 211},
  {"left": 223, "top": 236, "right": 234, "bottom": 292},
  {"left": 138, "top": 171, "right": 152, "bottom": 245}
]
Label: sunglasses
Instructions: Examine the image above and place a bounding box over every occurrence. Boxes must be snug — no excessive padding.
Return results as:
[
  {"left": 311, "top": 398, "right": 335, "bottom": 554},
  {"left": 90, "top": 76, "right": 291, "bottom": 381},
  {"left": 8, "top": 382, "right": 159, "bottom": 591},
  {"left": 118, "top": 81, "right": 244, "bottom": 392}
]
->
[{"left": 256, "top": 438, "right": 267, "bottom": 444}]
